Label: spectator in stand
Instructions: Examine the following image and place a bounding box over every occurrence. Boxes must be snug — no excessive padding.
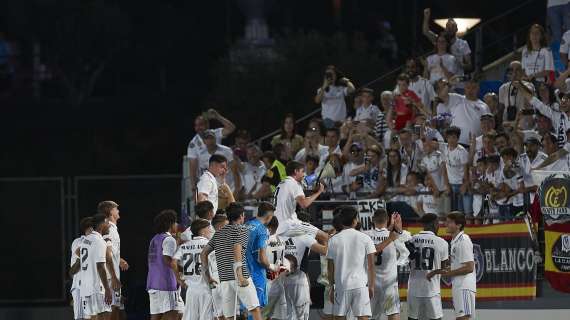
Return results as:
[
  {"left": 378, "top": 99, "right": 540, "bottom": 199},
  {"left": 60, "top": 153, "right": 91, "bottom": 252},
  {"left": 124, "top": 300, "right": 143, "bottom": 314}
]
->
[
  {"left": 549, "top": 0, "right": 570, "bottom": 45},
  {"left": 497, "top": 148, "right": 525, "bottom": 219},
  {"left": 536, "top": 112, "right": 555, "bottom": 136},
  {"left": 419, "top": 132, "right": 449, "bottom": 216},
  {"left": 494, "top": 132, "right": 510, "bottom": 152},
  {"left": 374, "top": 91, "right": 391, "bottom": 146},
  {"left": 395, "top": 57, "right": 435, "bottom": 113},
  {"left": 354, "top": 88, "right": 380, "bottom": 123},
  {"left": 387, "top": 73, "right": 428, "bottom": 131},
  {"left": 260, "top": 148, "right": 287, "bottom": 194},
  {"left": 483, "top": 93, "right": 504, "bottom": 129},
  {"left": 379, "top": 149, "right": 408, "bottom": 197},
  {"left": 447, "top": 79, "right": 491, "bottom": 146},
  {"left": 314, "top": 65, "right": 356, "bottom": 128},
  {"left": 560, "top": 22, "right": 570, "bottom": 67},
  {"left": 521, "top": 24, "right": 555, "bottom": 84},
  {"left": 295, "top": 127, "right": 329, "bottom": 169},
  {"left": 399, "top": 128, "right": 424, "bottom": 172},
  {"left": 233, "top": 129, "right": 251, "bottom": 162},
  {"left": 473, "top": 132, "right": 499, "bottom": 165},
  {"left": 538, "top": 133, "right": 570, "bottom": 170},
  {"left": 443, "top": 126, "right": 472, "bottom": 216},
  {"left": 499, "top": 61, "right": 535, "bottom": 122},
  {"left": 350, "top": 145, "right": 385, "bottom": 196},
  {"left": 188, "top": 109, "right": 236, "bottom": 193},
  {"left": 271, "top": 113, "right": 304, "bottom": 159},
  {"left": 241, "top": 145, "right": 267, "bottom": 200},
  {"left": 399, "top": 171, "right": 425, "bottom": 214},
  {"left": 537, "top": 82, "right": 561, "bottom": 112},
  {"left": 474, "top": 114, "right": 497, "bottom": 151},
  {"left": 324, "top": 127, "right": 342, "bottom": 155},
  {"left": 342, "top": 142, "right": 365, "bottom": 196},
  {"left": 426, "top": 33, "right": 458, "bottom": 84},
  {"left": 423, "top": 9, "right": 472, "bottom": 82},
  {"left": 517, "top": 81, "right": 570, "bottom": 147},
  {"left": 525, "top": 136, "right": 548, "bottom": 169}
]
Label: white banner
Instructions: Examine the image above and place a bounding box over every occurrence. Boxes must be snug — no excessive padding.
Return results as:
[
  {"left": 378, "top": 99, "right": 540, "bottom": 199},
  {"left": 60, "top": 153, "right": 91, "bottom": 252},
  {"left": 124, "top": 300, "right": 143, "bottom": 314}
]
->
[{"left": 356, "top": 198, "right": 385, "bottom": 231}]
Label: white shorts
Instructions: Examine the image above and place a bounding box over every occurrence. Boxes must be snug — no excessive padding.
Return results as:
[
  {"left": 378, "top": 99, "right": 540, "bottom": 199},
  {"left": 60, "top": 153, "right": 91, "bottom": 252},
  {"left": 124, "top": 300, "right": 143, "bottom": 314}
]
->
[
  {"left": 407, "top": 294, "right": 443, "bottom": 320},
  {"left": 322, "top": 286, "right": 333, "bottom": 315},
  {"left": 71, "top": 289, "right": 84, "bottom": 320},
  {"left": 183, "top": 287, "right": 213, "bottom": 320},
  {"left": 106, "top": 279, "right": 123, "bottom": 308},
  {"left": 176, "top": 287, "right": 185, "bottom": 314},
  {"left": 278, "top": 220, "right": 319, "bottom": 238},
  {"left": 148, "top": 290, "right": 179, "bottom": 315},
  {"left": 219, "top": 278, "right": 260, "bottom": 318},
  {"left": 211, "top": 285, "right": 224, "bottom": 317},
  {"left": 333, "top": 287, "right": 371, "bottom": 317},
  {"left": 371, "top": 283, "right": 400, "bottom": 319},
  {"left": 264, "top": 279, "right": 287, "bottom": 319},
  {"left": 452, "top": 288, "right": 476, "bottom": 318},
  {"left": 82, "top": 293, "right": 112, "bottom": 317}
]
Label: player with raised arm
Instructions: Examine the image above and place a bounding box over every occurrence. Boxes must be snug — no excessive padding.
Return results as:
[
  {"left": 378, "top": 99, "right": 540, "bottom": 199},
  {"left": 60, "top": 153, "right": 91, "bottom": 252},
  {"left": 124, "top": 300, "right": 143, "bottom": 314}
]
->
[
  {"left": 98, "top": 201, "right": 129, "bottom": 320},
  {"left": 363, "top": 209, "right": 403, "bottom": 320},
  {"left": 282, "top": 216, "right": 328, "bottom": 320},
  {"left": 439, "top": 212, "right": 476, "bottom": 320},
  {"left": 70, "top": 217, "right": 93, "bottom": 320},
  {"left": 174, "top": 218, "right": 214, "bottom": 320},
  {"left": 327, "top": 206, "right": 376, "bottom": 320},
  {"left": 273, "top": 160, "right": 329, "bottom": 243},
  {"left": 407, "top": 213, "right": 449, "bottom": 320},
  {"left": 147, "top": 210, "right": 183, "bottom": 320},
  {"left": 79, "top": 214, "right": 113, "bottom": 320}
]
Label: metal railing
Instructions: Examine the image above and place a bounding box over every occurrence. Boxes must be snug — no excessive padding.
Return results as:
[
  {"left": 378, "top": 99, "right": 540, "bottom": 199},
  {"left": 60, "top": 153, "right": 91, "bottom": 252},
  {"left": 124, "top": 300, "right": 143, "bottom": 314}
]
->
[{"left": 250, "top": 0, "right": 542, "bottom": 147}]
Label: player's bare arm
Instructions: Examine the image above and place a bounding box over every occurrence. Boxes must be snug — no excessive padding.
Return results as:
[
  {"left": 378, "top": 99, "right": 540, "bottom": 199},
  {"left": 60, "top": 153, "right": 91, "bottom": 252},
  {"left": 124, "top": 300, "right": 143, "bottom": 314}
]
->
[
  {"left": 440, "top": 260, "right": 474, "bottom": 277},
  {"left": 200, "top": 245, "right": 217, "bottom": 287},
  {"left": 295, "top": 182, "right": 325, "bottom": 208},
  {"left": 310, "top": 243, "right": 328, "bottom": 256},
  {"left": 197, "top": 192, "right": 208, "bottom": 202},
  {"left": 119, "top": 258, "right": 129, "bottom": 271},
  {"left": 233, "top": 243, "right": 248, "bottom": 287},
  {"left": 69, "top": 260, "right": 80, "bottom": 278},
  {"left": 366, "top": 253, "right": 375, "bottom": 299},
  {"left": 327, "top": 259, "right": 335, "bottom": 304},
  {"left": 427, "top": 259, "right": 450, "bottom": 280},
  {"left": 105, "top": 245, "right": 121, "bottom": 291},
  {"left": 96, "top": 261, "right": 112, "bottom": 305},
  {"left": 172, "top": 258, "right": 187, "bottom": 289}
]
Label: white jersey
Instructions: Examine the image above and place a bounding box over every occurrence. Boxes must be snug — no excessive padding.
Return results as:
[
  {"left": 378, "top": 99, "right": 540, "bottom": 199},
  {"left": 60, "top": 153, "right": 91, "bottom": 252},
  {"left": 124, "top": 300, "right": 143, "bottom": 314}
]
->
[
  {"left": 266, "top": 234, "right": 286, "bottom": 266},
  {"left": 274, "top": 177, "right": 304, "bottom": 235},
  {"left": 450, "top": 232, "right": 477, "bottom": 292},
  {"left": 363, "top": 228, "right": 398, "bottom": 289},
  {"left": 79, "top": 231, "right": 107, "bottom": 298},
  {"left": 70, "top": 236, "right": 84, "bottom": 291},
  {"left": 173, "top": 236, "right": 209, "bottom": 290},
  {"left": 407, "top": 231, "right": 449, "bottom": 298},
  {"left": 284, "top": 234, "right": 317, "bottom": 270},
  {"left": 326, "top": 228, "right": 376, "bottom": 291},
  {"left": 103, "top": 222, "right": 120, "bottom": 280},
  {"left": 197, "top": 170, "right": 219, "bottom": 214}
]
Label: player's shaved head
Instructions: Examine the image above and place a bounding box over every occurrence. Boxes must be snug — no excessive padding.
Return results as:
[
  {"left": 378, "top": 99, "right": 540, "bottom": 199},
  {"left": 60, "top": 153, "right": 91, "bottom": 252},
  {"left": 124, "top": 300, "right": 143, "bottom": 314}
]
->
[
  {"left": 91, "top": 213, "right": 107, "bottom": 231},
  {"left": 420, "top": 213, "right": 439, "bottom": 233},
  {"left": 80, "top": 216, "right": 93, "bottom": 234}
]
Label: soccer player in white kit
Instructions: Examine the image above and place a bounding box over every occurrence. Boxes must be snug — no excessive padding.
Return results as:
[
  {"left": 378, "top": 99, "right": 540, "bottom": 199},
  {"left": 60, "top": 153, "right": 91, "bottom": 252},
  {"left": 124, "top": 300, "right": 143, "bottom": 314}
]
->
[
  {"left": 174, "top": 219, "right": 214, "bottom": 320},
  {"left": 363, "top": 209, "right": 403, "bottom": 320},
  {"left": 273, "top": 160, "right": 328, "bottom": 243},
  {"left": 80, "top": 214, "right": 113, "bottom": 320},
  {"left": 70, "top": 217, "right": 93, "bottom": 320},
  {"left": 263, "top": 216, "right": 289, "bottom": 320},
  {"left": 283, "top": 224, "right": 327, "bottom": 320},
  {"left": 440, "top": 212, "right": 476, "bottom": 320},
  {"left": 197, "top": 154, "right": 233, "bottom": 214},
  {"left": 407, "top": 213, "right": 449, "bottom": 320},
  {"left": 98, "top": 200, "right": 129, "bottom": 320},
  {"left": 327, "top": 206, "right": 376, "bottom": 320}
]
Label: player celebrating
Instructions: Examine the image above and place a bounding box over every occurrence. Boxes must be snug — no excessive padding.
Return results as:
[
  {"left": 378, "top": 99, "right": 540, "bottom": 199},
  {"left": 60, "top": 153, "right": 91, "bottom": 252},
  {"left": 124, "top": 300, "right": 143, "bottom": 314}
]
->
[
  {"left": 174, "top": 218, "right": 214, "bottom": 320},
  {"left": 80, "top": 214, "right": 113, "bottom": 320},
  {"left": 440, "top": 212, "right": 476, "bottom": 320},
  {"left": 197, "top": 155, "right": 234, "bottom": 214},
  {"left": 262, "top": 217, "right": 288, "bottom": 320},
  {"left": 70, "top": 217, "right": 93, "bottom": 320},
  {"left": 363, "top": 209, "right": 403, "bottom": 320},
  {"left": 245, "top": 202, "right": 278, "bottom": 314},
  {"left": 407, "top": 213, "right": 449, "bottom": 320},
  {"left": 273, "top": 161, "right": 328, "bottom": 242},
  {"left": 98, "top": 201, "right": 129, "bottom": 320},
  {"left": 147, "top": 210, "right": 182, "bottom": 320},
  {"left": 327, "top": 206, "right": 376, "bottom": 320}
]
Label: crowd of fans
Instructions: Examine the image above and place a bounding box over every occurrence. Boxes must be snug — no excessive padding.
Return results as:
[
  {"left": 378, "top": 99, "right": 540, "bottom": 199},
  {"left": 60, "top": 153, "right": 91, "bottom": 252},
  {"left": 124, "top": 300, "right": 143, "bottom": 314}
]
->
[{"left": 187, "top": 10, "right": 570, "bottom": 225}]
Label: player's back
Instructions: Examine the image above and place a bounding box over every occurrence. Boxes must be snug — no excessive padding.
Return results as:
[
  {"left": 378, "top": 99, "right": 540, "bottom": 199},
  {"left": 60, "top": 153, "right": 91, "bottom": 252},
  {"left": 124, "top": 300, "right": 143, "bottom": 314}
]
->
[
  {"left": 274, "top": 177, "right": 302, "bottom": 224},
  {"left": 266, "top": 234, "right": 285, "bottom": 266},
  {"left": 408, "top": 231, "right": 449, "bottom": 298},
  {"left": 284, "top": 234, "right": 316, "bottom": 272},
  {"left": 364, "top": 228, "right": 398, "bottom": 287},
  {"left": 176, "top": 236, "right": 209, "bottom": 289},
  {"left": 80, "top": 232, "right": 106, "bottom": 298}
]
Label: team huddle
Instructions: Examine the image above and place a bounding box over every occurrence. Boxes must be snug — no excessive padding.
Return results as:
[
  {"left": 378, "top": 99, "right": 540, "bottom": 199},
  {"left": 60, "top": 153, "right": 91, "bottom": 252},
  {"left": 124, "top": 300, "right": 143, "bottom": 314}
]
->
[{"left": 69, "top": 157, "right": 477, "bottom": 320}]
